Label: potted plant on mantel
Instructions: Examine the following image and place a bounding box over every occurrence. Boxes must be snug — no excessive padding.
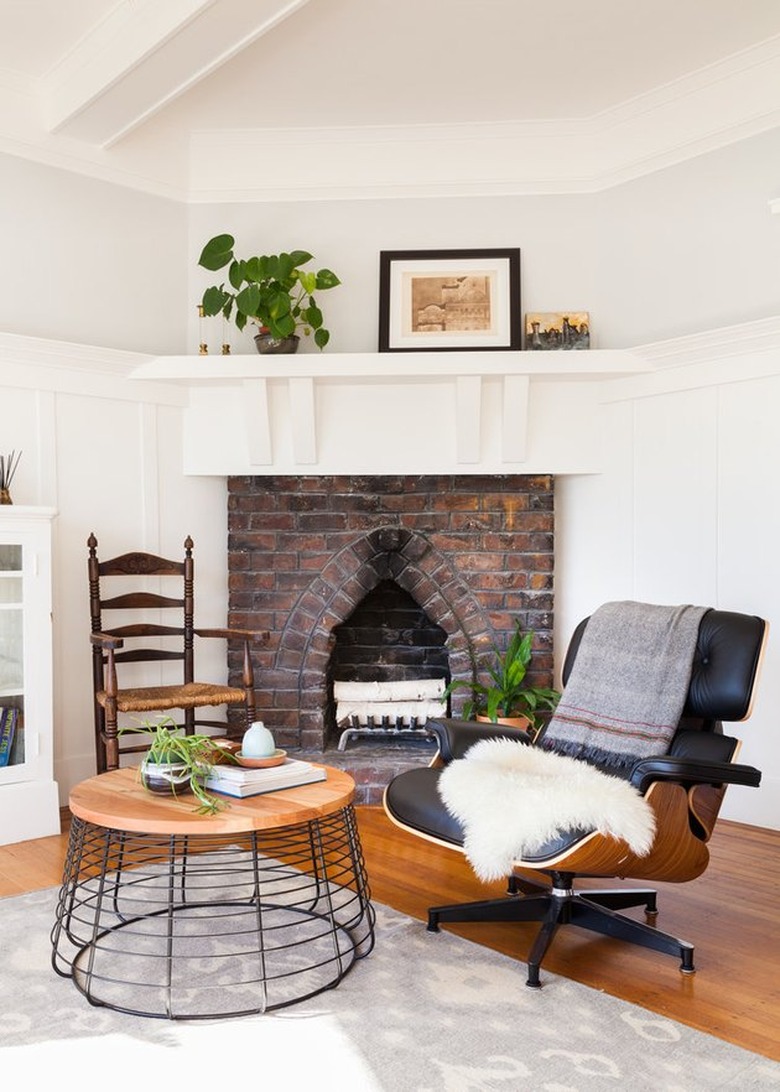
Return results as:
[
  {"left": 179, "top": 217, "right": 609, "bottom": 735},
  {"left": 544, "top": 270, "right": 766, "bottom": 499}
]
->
[
  {"left": 120, "top": 716, "right": 237, "bottom": 814},
  {"left": 443, "top": 623, "right": 561, "bottom": 737},
  {"left": 198, "top": 233, "right": 341, "bottom": 353}
]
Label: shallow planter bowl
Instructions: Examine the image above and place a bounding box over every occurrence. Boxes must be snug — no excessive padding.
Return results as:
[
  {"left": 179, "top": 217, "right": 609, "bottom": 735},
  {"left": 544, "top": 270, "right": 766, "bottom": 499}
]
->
[
  {"left": 140, "top": 759, "right": 192, "bottom": 795},
  {"left": 254, "top": 332, "right": 300, "bottom": 355}
]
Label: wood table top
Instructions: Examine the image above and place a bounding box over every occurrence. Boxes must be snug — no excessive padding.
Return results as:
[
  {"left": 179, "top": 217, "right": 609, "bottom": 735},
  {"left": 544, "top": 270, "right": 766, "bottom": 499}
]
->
[{"left": 69, "top": 764, "right": 355, "bottom": 835}]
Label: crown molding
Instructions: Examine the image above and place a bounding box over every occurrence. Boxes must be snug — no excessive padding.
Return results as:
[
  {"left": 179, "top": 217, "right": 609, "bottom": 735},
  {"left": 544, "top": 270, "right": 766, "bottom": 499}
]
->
[
  {"left": 0, "top": 331, "right": 185, "bottom": 405},
  {"left": 631, "top": 316, "right": 780, "bottom": 369},
  {"left": 0, "top": 132, "right": 188, "bottom": 201},
  {"left": 0, "top": 330, "right": 149, "bottom": 374},
  {"left": 0, "top": 32, "right": 779, "bottom": 202},
  {"left": 597, "top": 316, "right": 780, "bottom": 404},
  {"left": 0, "top": 76, "right": 188, "bottom": 201},
  {"left": 189, "top": 35, "right": 780, "bottom": 202}
]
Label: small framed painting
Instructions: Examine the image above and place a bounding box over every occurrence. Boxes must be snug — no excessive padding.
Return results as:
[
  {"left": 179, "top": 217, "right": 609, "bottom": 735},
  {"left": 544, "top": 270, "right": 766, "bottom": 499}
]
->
[
  {"left": 378, "top": 248, "right": 521, "bottom": 352},
  {"left": 525, "top": 312, "right": 590, "bottom": 350}
]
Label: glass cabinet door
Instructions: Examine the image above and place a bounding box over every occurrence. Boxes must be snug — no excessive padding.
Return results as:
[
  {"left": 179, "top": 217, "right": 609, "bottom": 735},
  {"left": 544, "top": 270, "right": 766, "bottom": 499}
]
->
[
  {"left": 0, "top": 543, "right": 24, "bottom": 768},
  {"left": 0, "top": 508, "right": 58, "bottom": 843}
]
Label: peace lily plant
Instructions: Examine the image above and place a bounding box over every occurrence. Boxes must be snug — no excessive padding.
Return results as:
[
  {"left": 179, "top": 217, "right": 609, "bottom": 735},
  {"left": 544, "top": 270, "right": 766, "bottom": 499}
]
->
[{"left": 443, "top": 624, "right": 561, "bottom": 732}]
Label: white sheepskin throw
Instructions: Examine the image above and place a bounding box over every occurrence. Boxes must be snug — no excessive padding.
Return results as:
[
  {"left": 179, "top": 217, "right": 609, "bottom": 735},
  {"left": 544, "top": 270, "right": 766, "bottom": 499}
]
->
[{"left": 437, "top": 737, "right": 656, "bottom": 882}]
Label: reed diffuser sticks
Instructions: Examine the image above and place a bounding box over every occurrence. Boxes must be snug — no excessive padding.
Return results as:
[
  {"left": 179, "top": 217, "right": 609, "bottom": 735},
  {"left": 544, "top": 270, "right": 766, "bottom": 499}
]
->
[{"left": 0, "top": 449, "right": 21, "bottom": 504}]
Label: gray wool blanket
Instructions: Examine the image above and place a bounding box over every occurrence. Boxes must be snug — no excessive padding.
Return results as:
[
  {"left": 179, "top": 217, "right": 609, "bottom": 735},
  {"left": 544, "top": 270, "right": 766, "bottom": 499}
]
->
[{"left": 540, "top": 601, "right": 707, "bottom": 770}]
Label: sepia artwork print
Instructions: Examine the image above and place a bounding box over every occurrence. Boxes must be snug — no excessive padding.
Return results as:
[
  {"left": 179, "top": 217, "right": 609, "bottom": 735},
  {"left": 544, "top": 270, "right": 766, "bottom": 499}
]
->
[
  {"left": 410, "top": 273, "right": 492, "bottom": 335},
  {"left": 525, "top": 312, "right": 590, "bottom": 350},
  {"left": 379, "top": 249, "right": 521, "bottom": 352}
]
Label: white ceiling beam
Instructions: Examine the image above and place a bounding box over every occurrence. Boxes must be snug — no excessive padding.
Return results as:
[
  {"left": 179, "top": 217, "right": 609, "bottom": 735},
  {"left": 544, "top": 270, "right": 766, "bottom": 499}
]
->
[{"left": 43, "top": 0, "right": 312, "bottom": 148}]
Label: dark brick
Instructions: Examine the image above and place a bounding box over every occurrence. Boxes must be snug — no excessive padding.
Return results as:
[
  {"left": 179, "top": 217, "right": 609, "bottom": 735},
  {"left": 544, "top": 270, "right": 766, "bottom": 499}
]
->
[{"left": 228, "top": 474, "right": 555, "bottom": 753}]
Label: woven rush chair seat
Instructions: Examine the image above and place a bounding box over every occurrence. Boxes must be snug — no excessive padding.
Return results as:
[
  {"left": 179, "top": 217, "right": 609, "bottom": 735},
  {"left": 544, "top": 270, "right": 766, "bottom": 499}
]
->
[{"left": 95, "top": 681, "right": 251, "bottom": 713}]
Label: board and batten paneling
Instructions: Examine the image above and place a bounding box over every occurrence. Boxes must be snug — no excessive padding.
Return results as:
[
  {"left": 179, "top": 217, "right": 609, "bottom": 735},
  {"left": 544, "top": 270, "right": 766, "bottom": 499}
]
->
[
  {"left": 0, "top": 336, "right": 229, "bottom": 804},
  {"left": 556, "top": 322, "right": 780, "bottom": 829}
]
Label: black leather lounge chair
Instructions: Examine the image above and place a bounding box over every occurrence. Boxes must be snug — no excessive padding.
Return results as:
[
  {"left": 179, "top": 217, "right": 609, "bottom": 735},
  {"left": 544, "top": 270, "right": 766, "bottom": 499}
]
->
[{"left": 384, "top": 607, "right": 767, "bottom": 987}]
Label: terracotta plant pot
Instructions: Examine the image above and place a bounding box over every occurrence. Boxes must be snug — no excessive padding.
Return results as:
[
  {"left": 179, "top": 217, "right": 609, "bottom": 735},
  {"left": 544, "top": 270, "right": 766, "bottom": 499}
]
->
[{"left": 476, "top": 714, "right": 533, "bottom": 735}]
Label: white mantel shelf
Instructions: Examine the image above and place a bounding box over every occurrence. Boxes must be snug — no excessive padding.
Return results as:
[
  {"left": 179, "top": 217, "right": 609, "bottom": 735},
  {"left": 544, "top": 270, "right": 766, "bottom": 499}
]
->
[
  {"left": 129, "top": 350, "right": 648, "bottom": 476},
  {"left": 131, "top": 350, "right": 643, "bottom": 382}
]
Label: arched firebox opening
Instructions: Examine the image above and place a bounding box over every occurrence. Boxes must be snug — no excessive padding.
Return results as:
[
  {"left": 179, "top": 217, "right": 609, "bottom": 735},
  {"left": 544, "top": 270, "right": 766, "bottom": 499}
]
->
[{"left": 326, "top": 579, "right": 449, "bottom": 748}]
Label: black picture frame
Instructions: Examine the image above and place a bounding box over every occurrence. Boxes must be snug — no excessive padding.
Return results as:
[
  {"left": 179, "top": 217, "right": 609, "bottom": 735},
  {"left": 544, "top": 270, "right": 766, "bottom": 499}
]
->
[{"left": 378, "top": 248, "right": 521, "bottom": 352}]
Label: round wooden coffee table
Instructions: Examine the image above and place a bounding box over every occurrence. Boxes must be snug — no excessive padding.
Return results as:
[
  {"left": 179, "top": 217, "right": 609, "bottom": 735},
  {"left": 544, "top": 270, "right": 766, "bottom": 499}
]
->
[{"left": 51, "top": 765, "right": 375, "bottom": 1020}]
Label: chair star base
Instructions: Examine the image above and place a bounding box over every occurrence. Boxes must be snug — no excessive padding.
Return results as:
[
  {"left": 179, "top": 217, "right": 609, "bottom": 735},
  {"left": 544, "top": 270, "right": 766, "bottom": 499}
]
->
[{"left": 426, "top": 870, "right": 694, "bottom": 988}]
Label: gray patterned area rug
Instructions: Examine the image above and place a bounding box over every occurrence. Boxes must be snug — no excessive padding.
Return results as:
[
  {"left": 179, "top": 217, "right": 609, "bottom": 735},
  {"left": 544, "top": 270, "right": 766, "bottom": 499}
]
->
[{"left": 2, "top": 887, "right": 778, "bottom": 1091}]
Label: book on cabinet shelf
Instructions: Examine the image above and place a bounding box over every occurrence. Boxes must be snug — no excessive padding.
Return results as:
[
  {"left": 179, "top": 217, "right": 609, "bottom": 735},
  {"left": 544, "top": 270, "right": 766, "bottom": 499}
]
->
[
  {"left": 0, "top": 707, "right": 18, "bottom": 767},
  {"left": 205, "top": 758, "right": 326, "bottom": 798}
]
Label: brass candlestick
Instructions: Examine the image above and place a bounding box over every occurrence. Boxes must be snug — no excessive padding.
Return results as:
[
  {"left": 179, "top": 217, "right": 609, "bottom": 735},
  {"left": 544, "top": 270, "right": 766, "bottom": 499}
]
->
[{"left": 197, "top": 304, "right": 208, "bottom": 354}]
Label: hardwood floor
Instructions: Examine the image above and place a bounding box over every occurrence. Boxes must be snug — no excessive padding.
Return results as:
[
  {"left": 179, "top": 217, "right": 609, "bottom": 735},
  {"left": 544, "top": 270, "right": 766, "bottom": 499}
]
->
[{"left": 2, "top": 807, "right": 778, "bottom": 1062}]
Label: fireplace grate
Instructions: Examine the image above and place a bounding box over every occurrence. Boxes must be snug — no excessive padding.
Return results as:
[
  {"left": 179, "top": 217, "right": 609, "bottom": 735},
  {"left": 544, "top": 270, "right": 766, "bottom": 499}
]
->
[
  {"left": 334, "top": 679, "right": 446, "bottom": 751},
  {"left": 337, "top": 714, "right": 436, "bottom": 751}
]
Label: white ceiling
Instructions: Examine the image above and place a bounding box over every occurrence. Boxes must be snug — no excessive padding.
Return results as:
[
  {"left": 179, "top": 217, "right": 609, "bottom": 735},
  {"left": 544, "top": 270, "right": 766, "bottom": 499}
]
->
[{"left": 1, "top": 0, "right": 779, "bottom": 200}]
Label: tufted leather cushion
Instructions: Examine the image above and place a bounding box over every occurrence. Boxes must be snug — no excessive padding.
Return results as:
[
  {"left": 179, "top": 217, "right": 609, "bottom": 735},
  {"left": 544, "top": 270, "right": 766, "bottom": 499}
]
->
[{"left": 685, "top": 610, "right": 765, "bottom": 721}]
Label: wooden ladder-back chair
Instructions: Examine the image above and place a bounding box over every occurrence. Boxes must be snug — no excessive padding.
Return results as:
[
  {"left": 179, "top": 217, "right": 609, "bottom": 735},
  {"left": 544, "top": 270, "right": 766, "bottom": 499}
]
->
[
  {"left": 88, "top": 533, "right": 269, "bottom": 772},
  {"left": 384, "top": 606, "right": 767, "bottom": 988}
]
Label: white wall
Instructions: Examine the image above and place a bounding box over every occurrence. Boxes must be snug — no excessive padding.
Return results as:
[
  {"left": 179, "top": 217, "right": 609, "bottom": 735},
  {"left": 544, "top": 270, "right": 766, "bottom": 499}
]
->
[
  {"left": 594, "top": 129, "right": 780, "bottom": 347},
  {"left": 0, "top": 153, "right": 188, "bottom": 355},
  {"left": 187, "top": 192, "right": 600, "bottom": 354}
]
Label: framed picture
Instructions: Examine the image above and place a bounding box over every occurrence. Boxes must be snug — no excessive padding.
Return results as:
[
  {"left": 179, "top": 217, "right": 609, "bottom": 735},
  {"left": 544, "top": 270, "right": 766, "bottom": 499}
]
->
[
  {"left": 378, "top": 248, "right": 521, "bottom": 352},
  {"left": 525, "top": 312, "right": 590, "bottom": 351}
]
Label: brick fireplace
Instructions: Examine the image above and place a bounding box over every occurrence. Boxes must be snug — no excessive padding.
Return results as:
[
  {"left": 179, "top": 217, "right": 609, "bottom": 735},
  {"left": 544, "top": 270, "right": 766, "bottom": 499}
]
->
[{"left": 226, "top": 474, "right": 554, "bottom": 802}]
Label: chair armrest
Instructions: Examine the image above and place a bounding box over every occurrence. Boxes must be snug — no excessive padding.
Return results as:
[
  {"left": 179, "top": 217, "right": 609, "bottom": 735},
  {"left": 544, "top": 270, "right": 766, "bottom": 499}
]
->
[
  {"left": 630, "top": 755, "right": 762, "bottom": 795},
  {"left": 427, "top": 718, "right": 532, "bottom": 763},
  {"left": 90, "top": 632, "right": 124, "bottom": 650},
  {"left": 194, "top": 628, "right": 269, "bottom": 644},
  {"left": 193, "top": 627, "right": 267, "bottom": 690}
]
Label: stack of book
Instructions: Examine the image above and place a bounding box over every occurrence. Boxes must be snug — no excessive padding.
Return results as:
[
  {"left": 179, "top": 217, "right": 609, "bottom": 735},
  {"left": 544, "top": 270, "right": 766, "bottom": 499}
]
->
[{"left": 204, "top": 757, "right": 326, "bottom": 798}]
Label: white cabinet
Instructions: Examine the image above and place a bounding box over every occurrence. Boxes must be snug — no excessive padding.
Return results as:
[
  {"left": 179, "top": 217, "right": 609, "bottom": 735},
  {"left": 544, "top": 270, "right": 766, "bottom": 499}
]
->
[{"left": 0, "top": 506, "right": 59, "bottom": 845}]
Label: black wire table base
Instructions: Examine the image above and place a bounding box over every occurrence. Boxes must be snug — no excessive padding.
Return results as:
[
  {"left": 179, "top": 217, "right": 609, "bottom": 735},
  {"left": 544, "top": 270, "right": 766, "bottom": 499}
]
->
[{"left": 50, "top": 805, "right": 375, "bottom": 1020}]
